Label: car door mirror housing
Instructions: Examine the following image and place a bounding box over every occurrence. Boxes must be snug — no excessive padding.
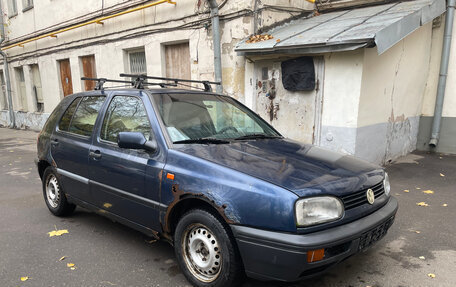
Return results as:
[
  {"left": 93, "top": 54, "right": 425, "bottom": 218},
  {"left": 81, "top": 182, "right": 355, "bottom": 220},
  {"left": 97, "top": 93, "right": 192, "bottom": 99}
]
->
[{"left": 117, "top": 132, "right": 157, "bottom": 152}]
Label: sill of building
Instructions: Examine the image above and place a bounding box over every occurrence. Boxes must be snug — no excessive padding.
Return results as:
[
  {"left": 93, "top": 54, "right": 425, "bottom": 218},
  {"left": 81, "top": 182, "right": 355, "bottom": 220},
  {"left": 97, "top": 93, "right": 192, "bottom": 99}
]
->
[
  {"left": 8, "top": 12, "right": 18, "bottom": 18},
  {"left": 22, "top": 6, "right": 34, "bottom": 13}
]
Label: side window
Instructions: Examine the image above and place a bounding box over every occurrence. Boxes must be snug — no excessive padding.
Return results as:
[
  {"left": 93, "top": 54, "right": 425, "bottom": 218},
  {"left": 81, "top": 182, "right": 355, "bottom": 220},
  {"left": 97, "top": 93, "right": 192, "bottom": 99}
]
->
[
  {"left": 101, "top": 96, "right": 151, "bottom": 143},
  {"left": 68, "top": 96, "right": 105, "bottom": 137},
  {"left": 58, "top": 98, "right": 81, "bottom": 132}
]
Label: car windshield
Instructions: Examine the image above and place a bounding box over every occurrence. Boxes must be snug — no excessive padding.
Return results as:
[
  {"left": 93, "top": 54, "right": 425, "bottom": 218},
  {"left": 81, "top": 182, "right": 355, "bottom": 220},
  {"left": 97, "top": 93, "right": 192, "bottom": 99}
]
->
[{"left": 152, "top": 93, "right": 281, "bottom": 143}]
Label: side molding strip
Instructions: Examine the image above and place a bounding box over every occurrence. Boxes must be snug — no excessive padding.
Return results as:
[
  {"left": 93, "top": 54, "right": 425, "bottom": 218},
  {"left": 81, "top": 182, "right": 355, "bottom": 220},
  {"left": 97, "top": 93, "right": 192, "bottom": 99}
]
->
[
  {"left": 56, "top": 168, "right": 167, "bottom": 210},
  {"left": 57, "top": 168, "right": 89, "bottom": 184},
  {"left": 90, "top": 180, "right": 168, "bottom": 210}
]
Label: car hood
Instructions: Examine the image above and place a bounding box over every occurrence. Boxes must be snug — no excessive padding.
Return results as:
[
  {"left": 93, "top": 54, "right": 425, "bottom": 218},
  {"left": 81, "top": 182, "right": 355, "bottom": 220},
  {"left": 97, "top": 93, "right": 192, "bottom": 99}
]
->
[{"left": 174, "top": 138, "right": 384, "bottom": 197}]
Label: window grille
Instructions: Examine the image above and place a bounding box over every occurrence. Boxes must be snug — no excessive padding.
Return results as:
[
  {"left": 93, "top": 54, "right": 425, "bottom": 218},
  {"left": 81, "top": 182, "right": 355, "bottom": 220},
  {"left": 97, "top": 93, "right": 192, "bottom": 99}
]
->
[{"left": 129, "top": 51, "right": 147, "bottom": 74}]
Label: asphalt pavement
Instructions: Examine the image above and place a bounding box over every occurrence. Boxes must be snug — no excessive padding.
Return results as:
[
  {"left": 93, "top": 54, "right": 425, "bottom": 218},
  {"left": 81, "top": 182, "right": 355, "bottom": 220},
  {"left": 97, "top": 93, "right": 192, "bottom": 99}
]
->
[{"left": 0, "top": 127, "right": 455, "bottom": 287}]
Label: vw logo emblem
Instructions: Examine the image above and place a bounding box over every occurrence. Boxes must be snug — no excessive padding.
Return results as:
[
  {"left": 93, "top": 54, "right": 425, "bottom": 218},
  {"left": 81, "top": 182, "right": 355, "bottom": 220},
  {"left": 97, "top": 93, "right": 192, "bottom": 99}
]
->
[{"left": 366, "top": 189, "right": 375, "bottom": 205}]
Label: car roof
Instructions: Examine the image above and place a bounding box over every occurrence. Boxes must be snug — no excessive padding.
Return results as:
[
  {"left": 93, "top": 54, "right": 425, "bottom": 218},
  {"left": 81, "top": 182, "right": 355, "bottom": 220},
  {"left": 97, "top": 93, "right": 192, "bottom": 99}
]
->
[{"left": 66, "top": 88, "right": 224, "bottom": 98}]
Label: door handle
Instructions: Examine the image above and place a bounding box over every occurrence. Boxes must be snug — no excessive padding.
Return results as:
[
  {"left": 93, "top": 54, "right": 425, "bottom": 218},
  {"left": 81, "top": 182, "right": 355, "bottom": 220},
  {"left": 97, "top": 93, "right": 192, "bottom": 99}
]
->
[
  {"left": 89, "top": 150, "right": 102, "bottom": 159},
  {"left": 50, "top": 139, "right": 59, "bottom": 146}
]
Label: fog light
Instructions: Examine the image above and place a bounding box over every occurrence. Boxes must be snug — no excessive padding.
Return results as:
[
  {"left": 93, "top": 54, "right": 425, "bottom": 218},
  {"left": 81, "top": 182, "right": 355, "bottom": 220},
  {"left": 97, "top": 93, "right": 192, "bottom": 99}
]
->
[{"left": 307, "top": 248, "right": 325, "bottom": 263}]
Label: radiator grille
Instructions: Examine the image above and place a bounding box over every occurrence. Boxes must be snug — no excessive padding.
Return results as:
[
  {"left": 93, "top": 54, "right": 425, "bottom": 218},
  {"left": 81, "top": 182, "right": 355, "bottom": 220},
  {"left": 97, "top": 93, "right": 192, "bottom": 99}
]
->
[{"left": 341, "top": 181, "right": 384, "bottom": 210}]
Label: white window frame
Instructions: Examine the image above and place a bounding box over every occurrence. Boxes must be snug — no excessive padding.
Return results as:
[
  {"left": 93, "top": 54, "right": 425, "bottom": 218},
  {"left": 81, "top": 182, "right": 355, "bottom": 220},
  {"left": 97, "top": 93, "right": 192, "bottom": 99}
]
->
[
  {"left": 14, "top": 66, "right": 27, "bottom": 111},
  {"left": 22, "top": 0, "right": 33, "bottom": 12},
  {"left": 7, "top": 0, "right": 18, "bottom": 17}
]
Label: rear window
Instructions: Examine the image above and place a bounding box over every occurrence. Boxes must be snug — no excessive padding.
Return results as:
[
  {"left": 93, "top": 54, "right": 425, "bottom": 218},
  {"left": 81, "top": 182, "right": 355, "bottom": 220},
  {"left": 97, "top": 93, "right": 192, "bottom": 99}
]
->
[
  {"left": 58, "top": 98, "right": 81, "bottom": 132},
  {"left": 58, "top": 96, "right": 105, "bottom": 137}
]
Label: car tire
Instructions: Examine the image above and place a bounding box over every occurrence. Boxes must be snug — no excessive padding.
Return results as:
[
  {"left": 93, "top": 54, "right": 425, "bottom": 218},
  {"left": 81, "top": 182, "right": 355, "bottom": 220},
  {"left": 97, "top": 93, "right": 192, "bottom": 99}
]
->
[
  {"left": 42, "top": 166, "right": 76, "bottom": 216},
  {"left": 174, "top": 209, "right": 244, "bottom": 287}
]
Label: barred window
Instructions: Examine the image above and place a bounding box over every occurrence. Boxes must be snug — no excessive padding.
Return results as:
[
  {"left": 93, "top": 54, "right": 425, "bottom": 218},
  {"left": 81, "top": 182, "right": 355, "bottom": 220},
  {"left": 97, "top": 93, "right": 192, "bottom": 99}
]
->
[{"left": 128, "top": 50, "right": 147, "bottom": 74}]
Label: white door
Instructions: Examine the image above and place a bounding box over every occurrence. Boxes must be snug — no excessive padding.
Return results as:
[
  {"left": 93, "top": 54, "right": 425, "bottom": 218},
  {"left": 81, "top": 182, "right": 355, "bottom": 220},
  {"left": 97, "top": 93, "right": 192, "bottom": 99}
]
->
[{"left": 253, "top": 57, "right": 324, "bottom": 144}]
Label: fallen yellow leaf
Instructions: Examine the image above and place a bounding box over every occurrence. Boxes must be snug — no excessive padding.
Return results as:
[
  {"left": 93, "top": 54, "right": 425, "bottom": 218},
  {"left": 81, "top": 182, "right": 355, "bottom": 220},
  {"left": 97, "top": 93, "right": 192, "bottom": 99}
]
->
[
  {"left": 416, "top": 187, "right": 421, "bottom": 190},
  {"left": 48, "top": 229, "right": 69, "bottom": 237},
  {"left": 59, "top": 256, "right": 66, "bottom": 261},
  {"left": 440, "top": 173, "right": 445, "bottom": 177},
  {"left": 67, "top": 263, "right": 75, "bottom": 268},
  {"left": 428, "top": 273, "right": 436, "bottom": 278},
  {"left": 403, "top": 189, "right": 410, "bottom": 193},
  {"left": 442, "top": 204, "right": 448, "bottom": 207},
  {"left": 103, "top": 203, "right": 112, "bottom": 208},
  {"left": 416, "top": 202, "right": 429, "bottom": 207},
  {"left": 70, "top": 267, "right": 76, "bottom": 270},
  {"left": 20, "top": 276, "right": 29, "bottom": 281},
  {"left": 423, "top": 190, "right": 434, "bottom": 194},
  {"left": 419, "top": 256, "right": 425, "bottom": 260}
]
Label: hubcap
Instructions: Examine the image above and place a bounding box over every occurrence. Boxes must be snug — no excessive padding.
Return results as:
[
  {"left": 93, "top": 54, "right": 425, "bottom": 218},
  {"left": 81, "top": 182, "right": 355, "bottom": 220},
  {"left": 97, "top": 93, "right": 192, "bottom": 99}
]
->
[
  {"left": 46, "top": 174, "right": 60, "bottom": 208},
  {"left": 182, "top": 223, "right": 222, "bottom": 283}
]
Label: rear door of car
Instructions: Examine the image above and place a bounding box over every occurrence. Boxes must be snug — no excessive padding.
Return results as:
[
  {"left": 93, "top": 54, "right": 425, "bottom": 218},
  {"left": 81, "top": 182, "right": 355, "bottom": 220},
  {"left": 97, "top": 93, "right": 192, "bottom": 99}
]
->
[
  {"left": 88, "top": 91, "right": 164, "bottom": 231},
  {"left": 51, "top": 95, "right": 106, "bottom": 202}
]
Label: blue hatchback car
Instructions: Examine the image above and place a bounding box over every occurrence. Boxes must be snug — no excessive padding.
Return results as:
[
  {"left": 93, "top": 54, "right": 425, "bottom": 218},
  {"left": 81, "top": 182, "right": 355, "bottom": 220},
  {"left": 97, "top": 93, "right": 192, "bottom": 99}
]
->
[{"left": 36, "top": 78, "right": 397, "bottom": 287}]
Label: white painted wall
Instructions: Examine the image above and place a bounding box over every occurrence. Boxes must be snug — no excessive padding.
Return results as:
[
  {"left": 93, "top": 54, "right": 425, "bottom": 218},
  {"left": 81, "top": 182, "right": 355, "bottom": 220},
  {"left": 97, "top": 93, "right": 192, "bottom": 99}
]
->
[
  {"left": 355, "top": 22, "right": 433, "bottom": 163},
  {"left": 319, "top": 50, "right": 364, "bottom": 155},
  {"left": 359, "top": 22, "right": 433, "bottom": 127}
]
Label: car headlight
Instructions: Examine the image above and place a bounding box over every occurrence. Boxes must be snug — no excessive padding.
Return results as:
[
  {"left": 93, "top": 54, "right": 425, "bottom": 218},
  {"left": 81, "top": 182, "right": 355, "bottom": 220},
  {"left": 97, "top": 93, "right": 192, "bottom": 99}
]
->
[
  {"left": 295, "top": 196, "right": 344, "bottom": 227},
  {"left": 383, "top": 172, "right": 391, "bottom": 196}
]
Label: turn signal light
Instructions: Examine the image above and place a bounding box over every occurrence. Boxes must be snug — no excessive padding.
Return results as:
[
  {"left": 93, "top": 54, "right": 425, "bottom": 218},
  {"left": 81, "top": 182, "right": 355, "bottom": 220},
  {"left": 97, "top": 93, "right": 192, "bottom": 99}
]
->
[
  {"left": 166, "top": 173, "right": 175, "bottom": 180},
  {"left": 307, "top": 249, "right": 325, "bottom": 263}
]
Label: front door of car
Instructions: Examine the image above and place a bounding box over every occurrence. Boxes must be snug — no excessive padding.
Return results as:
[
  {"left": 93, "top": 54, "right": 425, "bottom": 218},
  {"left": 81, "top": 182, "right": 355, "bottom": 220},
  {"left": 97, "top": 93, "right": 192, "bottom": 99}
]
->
[
  {"left": 51, "top": 95, "right": 106, "bottom": 202},
  {"left": 88, "top": 94, "right": 163, "bottom": 231}
]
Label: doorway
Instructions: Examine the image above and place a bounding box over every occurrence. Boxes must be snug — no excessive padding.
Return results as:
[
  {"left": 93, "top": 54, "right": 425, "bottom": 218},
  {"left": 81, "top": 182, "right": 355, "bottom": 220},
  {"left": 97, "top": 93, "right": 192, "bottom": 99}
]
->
[
  {"left": 253, "top": 57, "right": 324, "bottom": 144},
  {"left": 59, "top": 59, "right": 73, "bottom": 97},
  {"left": 80, "top": 55, "right": 97, "bottom": 91}
]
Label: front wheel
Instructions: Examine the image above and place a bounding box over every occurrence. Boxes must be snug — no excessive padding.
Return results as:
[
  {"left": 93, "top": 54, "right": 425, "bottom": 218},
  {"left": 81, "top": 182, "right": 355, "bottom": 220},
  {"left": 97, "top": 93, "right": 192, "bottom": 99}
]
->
[
  {"left": 174, "top": 209, "right": 244, "bottom": 287},
  {"left": 42, "top": 167, "right": 76, "bottom": 216}
]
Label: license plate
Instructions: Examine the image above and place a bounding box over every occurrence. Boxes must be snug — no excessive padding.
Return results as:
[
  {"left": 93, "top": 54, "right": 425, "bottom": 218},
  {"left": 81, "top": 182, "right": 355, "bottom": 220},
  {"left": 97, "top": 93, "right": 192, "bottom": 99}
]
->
[{"left": 358, "top": 216, "right": 395, "bottom": 251}]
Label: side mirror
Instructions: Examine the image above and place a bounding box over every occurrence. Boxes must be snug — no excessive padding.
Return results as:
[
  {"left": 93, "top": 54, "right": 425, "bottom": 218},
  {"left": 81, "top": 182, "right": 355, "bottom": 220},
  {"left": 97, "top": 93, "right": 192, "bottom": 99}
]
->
[{"left": 117, "top": 132, "right": 157, "bottom": 152}]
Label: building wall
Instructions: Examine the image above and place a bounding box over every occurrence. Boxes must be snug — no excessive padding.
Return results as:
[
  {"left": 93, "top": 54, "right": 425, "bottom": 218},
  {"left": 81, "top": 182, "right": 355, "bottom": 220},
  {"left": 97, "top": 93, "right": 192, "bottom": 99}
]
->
[
  {"left": 356, "top": 22, "right": 433, "bottom": 164},
  {"left": 417, "top": 15, "right": 456, "bottom": 153},
  {"left": 0, "top": 0, "right": 313, "bottom": 129},
  {"left": 320, "top": 50, "right": 364, "bottom": 155}
]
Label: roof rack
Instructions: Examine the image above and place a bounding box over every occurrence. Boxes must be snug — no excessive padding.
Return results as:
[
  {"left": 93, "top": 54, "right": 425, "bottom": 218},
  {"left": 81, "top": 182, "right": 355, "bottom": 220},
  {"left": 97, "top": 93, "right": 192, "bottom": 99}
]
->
[
  {"left": 81, "top": 77, "right": 133, "bottom": 90},
  {"left": 119, "top": 73, "right": 220, "bottom": 92},
  {"left": 81, "top": 77, "right": 178, "bottom": 90}
]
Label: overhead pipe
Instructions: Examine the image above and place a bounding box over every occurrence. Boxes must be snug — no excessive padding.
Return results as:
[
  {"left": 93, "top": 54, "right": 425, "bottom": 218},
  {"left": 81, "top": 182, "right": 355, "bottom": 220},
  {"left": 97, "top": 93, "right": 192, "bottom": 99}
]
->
[
  {"left": 0, "top": 0, "right": 15, "bottom": 128},
  {"left": 208, "top": 0, "right": 223, "bottom": 94},
  {"left": 1, "top": 0, "right": 176, "bottom": 51},
  {"left": 429, "top": 0, "right": 455, "bottom": 147}
]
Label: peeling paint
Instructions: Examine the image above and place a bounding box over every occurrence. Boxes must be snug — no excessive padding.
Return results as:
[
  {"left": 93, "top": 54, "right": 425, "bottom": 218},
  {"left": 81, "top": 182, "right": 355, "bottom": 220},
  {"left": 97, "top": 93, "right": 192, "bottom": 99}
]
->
[
  {"left": 222, "top": 67, "right": 245, "bottom": 98},
  {"left": 163, "top": 184, "right": 239, "bottom": 236}
]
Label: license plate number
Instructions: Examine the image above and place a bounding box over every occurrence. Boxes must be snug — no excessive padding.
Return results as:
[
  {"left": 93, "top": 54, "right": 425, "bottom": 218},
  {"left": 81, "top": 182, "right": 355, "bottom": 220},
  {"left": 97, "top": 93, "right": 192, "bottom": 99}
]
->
[{"left": 358, "top": 216, "right": 394, "bottom": 251}]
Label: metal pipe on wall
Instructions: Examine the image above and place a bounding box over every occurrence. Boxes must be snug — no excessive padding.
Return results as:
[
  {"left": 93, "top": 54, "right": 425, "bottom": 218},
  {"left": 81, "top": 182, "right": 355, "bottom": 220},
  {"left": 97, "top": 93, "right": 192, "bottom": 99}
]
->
[
  {"left": 0, "top": 0, "right": 15, "bottom": 128},
  {"left": 429, "top": 0, "right": 455, "bottom": 147},
  {"left": 208, "top": 0, "right": 223, "bottom": 94}
]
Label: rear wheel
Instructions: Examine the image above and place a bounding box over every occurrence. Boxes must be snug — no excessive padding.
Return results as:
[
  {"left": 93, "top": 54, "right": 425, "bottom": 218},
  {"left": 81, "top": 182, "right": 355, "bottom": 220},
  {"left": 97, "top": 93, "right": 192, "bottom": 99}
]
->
[
  {"left": 42, "top": 167, "right": 76, "bottom": 216},
  {"left": 174, "top": 209, "right": 244, "bottom": 287}
]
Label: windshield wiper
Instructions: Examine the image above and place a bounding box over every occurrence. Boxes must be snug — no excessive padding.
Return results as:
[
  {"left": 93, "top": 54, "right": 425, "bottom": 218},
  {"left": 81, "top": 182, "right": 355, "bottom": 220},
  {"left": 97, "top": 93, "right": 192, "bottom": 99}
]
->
[
  {"left": 233, "top": 134, "right": 282, "bottom": 140},
  {"left": 173, "top": 137, "right": 230, "bottom": 144}
]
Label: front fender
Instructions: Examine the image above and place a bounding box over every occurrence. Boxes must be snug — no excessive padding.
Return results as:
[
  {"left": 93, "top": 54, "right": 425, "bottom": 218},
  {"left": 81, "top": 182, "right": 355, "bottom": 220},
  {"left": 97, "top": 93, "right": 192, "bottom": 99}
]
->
[{"left": 160, "top": 150, "right": 298, "bottom": 232}]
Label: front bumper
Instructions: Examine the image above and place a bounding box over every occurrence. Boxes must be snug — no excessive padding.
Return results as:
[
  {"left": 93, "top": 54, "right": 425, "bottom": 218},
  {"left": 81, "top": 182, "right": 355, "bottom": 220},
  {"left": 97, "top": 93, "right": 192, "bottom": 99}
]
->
[{"left": 231, "top": 197, "right": 398, "bottom": 282}]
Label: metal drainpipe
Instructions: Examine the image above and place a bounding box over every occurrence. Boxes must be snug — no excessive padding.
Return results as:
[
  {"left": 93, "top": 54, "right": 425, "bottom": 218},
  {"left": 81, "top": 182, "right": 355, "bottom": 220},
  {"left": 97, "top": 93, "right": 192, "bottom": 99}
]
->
[
  {"left": 208, "top": 0, "right": 223, "bottom": 94},
  {"left": 253, "top": 0, "right": 260, "bottom": 34},
  {"left": 429, "top": 0, "right": 455, "bottom": 147},
  {"left": 0, "top": 1, "right": 15, "bottom": 128}
]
